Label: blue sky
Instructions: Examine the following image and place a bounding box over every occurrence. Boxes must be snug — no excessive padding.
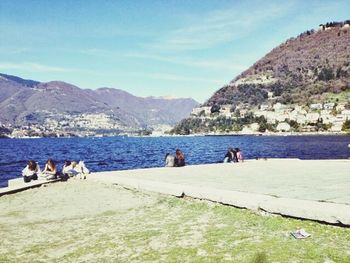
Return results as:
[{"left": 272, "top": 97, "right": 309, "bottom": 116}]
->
[{"left": 0, "top": 0, "right": 349, "bottom": 103}]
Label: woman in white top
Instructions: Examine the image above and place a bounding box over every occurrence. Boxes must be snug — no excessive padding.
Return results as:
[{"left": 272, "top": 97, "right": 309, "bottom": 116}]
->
[
  {"left": 22, "top": 160, "right": 40, "bottom": 183},
  {"left": 62, "top": 160, "right": 90, "bottom": 179},
  {"left": 62, "top": 160, "right": 77, "bottom": 177},
  {"left": 165, "top": 153, "right": 175, "bottom": 167}
]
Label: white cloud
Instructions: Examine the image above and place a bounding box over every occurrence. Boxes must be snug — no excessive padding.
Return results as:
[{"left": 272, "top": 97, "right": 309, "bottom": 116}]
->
[
  {"left": 0, "top": 48, "right": 30, "bottom": 55},
  {"left": 79, "top": 48, "right": 112, "bottom": 57},
  {"left": 78, "top": 48, "right": 248, "bottom": 73},
  {"left": 149, "top": 2, "right": 295, "bottom": 51},
  {"left": 124, "top": 52, "right": 248, "bottom": 72},
  {"left": 0, "top": 62, "right": 69, "bottom": 73},
  {"left": 124, "top": 71, "right": 223, "bottom": 84}
]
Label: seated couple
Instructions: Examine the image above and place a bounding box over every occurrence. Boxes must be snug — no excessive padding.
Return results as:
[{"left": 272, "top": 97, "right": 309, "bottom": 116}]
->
[
  {"left": 223, "top": 148, "right": 244, "bottom": 163},
  {"left": 62, "top": 160, "right": 90, "bottom": 179},
  {"left": 22, "top": 159, "right": 90, "bottom": 183},
  {"left": 165, "top": 149, "right": 185, "bottom": 167}
]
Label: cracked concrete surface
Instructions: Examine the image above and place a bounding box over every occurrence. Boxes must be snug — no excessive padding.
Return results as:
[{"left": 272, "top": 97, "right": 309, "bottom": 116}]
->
[{"left": 89, "top": 159, "right": 350, "bottom": 225}]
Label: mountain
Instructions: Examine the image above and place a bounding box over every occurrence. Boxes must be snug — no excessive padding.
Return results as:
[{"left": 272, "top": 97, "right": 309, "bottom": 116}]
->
[
  {"left": 206, "top": 21, "right": 350, "bottom": 107},
  {"left": 172, "top": 21, "right": 350, "bottom": 135},
  {"left": 0, "top": 73, "right": 198, "bottom": 135}
]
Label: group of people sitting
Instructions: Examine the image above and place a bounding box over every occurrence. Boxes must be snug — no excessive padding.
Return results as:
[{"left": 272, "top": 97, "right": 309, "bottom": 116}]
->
[
  {"left": 164, "top": 149, "right": 185, "bottom": 167},
  {"left": 21, "top": 159, "right": 90, "bottom": 183},
  {"left": 164, "top": 147, "right": 244, "bottom": 167},
  {"left": 22, "top": 147, "right": 243, "bottom": 183},
  {"left": 223, "top": 148, "right": 244, "bottom": 163}
]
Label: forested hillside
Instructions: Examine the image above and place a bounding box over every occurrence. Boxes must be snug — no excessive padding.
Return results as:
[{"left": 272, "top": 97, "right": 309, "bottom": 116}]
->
[{"left": 172, "top": 21, "right": 350, "bottom": 135}]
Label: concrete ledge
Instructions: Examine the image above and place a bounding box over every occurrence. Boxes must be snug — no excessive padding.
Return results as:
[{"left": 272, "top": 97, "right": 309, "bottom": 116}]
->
[
  {"left": 8, "top": 178, "right": 29, "bottom": 187},
  {"left": 260, "top": 197, "right": 350, "bottom": 225},
  {"left": 88, "top": 160, "right": 350, "bottom": 226},
  {"left": 106, "top": 177, "right": 184, "bottom": 197},
  {"left": 183, "top": 186, "right": 272, "bottom": 211},
  {"left": 0, "top": 178, "right": 61, "bottom": 197},
  {"left": 95, "top": 177, "right": 350, "bottom": 225}
]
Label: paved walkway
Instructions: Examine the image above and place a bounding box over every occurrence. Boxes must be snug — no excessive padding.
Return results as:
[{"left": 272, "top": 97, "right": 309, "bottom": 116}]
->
[{"left": 89, "top": 159, "right": 350, "bottom": 226}]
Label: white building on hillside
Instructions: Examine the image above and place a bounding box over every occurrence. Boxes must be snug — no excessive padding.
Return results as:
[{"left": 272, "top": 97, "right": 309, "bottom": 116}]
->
[
  {"left": 294, "top": 105, "right": 304, "bottom": 111},
  {"left": 324, "top": 103, "right": 335, "bottom": 110},
  {"left": 276, "top": 122, "right": 291, "bottom": 132},
  {"left": 306, "top": 113, "right": 320, "bottom": 123},
  {"left": 260, "top": 104, "right": 269, "bottom": 111},
  {"left": 276, "top": 114, "right": 289, "bottom": 122},
  {"left": 310, "top": 103, "right": 323, "bottom": 110},
  {"left": 254, "top": 110, "right": 267, "bottom": 118},
  {"left": 273, "top": 103, "right": 287, "bottom": 111},
  {"left": 295, "top": 115, "right": 307, "bottom": 124},
  {"left": 191, "top": 107, "right": 204, "bottom": 116},
  {"left": 341, "top": 110, "right": 350, "bottom": 118},
  {"left": 331, "top": 123, "right": 343, "bottom": 132},
  {"left": 336, "top": 103, "right": 346, "bottom": 111},
  {"left": 219, "top": 105, "right": 232, "bottom": 117}
]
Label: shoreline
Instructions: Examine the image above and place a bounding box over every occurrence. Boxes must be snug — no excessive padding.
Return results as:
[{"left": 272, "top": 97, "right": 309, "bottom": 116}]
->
[{"left": 1, "top": 131, "right": 349, "bottom": 139}]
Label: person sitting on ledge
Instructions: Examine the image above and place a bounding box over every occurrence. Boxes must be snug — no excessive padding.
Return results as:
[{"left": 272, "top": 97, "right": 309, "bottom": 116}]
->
[
  {"left": 236, "top": 148, "right": 244, "bottom": 162},
  {"left": 42, "top": 159, "right": 57, "bottom": 180},
  {"left": 174, "top": 149, "right": 185, "bottom": 167},
  {"left": 22, "top": 160, "right": 40, "bottom": 183},
  {"left": 62, "top": 161, "right": 78, "bottom": 177},
  {"left": 62, "top": 160, "right": 90, "bottom": 179},
  {"left": 78, "top": 160, "right": 90, "bottom": 179},
  {"left": 232, "top": 148, "right": 239, "bottom": 163},
  {"left": 223, "top": 148, "right": 234, "bottom": 163},
  {"left": 165, "top": 153, "right": 175, "bottom": 167}
]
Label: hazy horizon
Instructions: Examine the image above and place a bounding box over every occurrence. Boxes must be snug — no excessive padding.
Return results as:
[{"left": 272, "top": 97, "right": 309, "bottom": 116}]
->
[{"left": 0, "top": 0, "right": 349, "bottom": 103}]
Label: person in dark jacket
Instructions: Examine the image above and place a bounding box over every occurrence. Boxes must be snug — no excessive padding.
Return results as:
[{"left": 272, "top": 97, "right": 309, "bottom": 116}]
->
[
  {"left": 232, "top": 148, "right": 239, "bottom": 162},
  {"left": 235, "top": 148, "right": 244, "bottom": 162},
  {"left": 224, "top": 148, "right": 233, "bottom": 163},
  {"left": 224, "top": 148, "right": 238, "bottom": 163},
  {"left": 174, "top": 149, "right": 185, "bottom": 167}
]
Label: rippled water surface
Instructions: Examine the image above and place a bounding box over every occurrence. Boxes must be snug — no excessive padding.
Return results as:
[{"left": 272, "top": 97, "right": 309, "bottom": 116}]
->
[{"left": 0, "top": 135, "right": 349, "bottom": 187}]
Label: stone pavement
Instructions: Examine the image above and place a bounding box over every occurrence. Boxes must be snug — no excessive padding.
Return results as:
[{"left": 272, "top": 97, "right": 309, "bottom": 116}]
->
[{"left": 89, "top": 159, "right": 350, "bottom": 226}]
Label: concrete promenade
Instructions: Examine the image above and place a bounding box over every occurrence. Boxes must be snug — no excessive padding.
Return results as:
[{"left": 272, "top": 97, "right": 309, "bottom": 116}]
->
[{"left": 89, "top": 159, "right": 350, "bottom": 226}]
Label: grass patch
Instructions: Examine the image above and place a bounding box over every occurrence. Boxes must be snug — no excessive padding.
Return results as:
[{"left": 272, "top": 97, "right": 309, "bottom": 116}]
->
[
  {"left": 0, "top": 187, "right": 349, "bottom": 262},
  {"left": 2, "top": 211, "right": 25, "bottom": 218},
  {"left": 318, "top": 90, "right": 350, "bottom": 103}
]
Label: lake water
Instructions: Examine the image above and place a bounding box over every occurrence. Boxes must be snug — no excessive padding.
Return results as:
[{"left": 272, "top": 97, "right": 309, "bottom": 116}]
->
[{"left": 0, "top": 135, "right": 349, "bottom": 187}]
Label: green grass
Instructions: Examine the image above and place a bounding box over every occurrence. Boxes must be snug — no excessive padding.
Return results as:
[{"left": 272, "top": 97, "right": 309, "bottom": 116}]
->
[
  {"left": 318, "top": 90, "right": 350, "bottom": 103},
  {"left": 1, "top": 188, "right": 350, "bottom": 262}
]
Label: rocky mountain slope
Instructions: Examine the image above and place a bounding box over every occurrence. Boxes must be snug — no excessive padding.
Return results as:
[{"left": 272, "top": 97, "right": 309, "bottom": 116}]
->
[
  {"left": 0, "top": 73, "right": 198, "bottom": 134},
  {"left": 207, "top": 21, "right": 350, "bottom": 107},
  {"left": 172, "top": 21, "right": 350, "bottom": 135}
]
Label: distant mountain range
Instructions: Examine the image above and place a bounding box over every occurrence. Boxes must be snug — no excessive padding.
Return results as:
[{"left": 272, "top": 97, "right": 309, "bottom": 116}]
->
[{"left": 0, "top": 73, "right": 198, "bottom": 135}]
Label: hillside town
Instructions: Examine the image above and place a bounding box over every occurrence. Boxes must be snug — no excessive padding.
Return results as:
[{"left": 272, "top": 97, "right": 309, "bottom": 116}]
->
[
  {"left": 189, "top": 101, "right": 350, "bottom": 134},
  {"left": 1, "top": 101, "right": 350, "bottom": 138},
  {"left": 0, "top": 113, "right": 142, "bottom": 138}
]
